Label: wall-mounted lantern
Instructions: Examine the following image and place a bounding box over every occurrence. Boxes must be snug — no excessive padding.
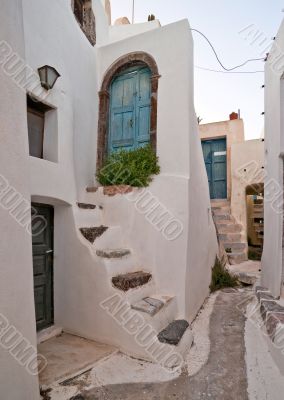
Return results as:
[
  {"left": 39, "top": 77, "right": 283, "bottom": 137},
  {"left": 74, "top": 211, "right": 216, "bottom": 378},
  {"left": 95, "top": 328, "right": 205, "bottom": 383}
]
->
[{"left": 38, "top": 65, "right": 60, "bottom": 90}]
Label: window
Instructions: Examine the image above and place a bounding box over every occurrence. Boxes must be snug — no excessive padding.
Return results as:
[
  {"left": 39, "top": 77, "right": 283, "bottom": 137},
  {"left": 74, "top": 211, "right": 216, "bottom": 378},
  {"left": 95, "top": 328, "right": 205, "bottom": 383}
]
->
[
  {"left": 27, "top": 95, "right": 58, "bottom": 161},
  {"left": 72, "top": 0, "right": 96, "bottom": 46}
]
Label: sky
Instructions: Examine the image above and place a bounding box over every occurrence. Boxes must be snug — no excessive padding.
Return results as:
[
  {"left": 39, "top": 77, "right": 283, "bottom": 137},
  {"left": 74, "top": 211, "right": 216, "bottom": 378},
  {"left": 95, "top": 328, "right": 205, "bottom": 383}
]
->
[{"left": 110, "top": 0, "right": 284, "bottom": 139}]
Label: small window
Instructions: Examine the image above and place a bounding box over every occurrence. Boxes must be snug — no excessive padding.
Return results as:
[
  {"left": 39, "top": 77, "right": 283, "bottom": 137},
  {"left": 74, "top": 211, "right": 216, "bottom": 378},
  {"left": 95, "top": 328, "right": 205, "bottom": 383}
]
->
[
  {"left": 28, "top": 108, "right": 44, "bottom": 158},
  {"left": 27, "top": 95, "right": 57, "bottom": 161}
]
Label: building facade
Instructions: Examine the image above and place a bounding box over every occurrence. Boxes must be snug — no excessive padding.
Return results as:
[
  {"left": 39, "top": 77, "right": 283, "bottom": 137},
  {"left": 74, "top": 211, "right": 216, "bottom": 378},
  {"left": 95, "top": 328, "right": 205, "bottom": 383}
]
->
[
  {"left": 262, "top": 18, "right": 284, "bottom": 298},
  {"left": 0, "top": 1, "right": 217, "bottom": 398},
  {"left": 199, "top": 115, "right": 264, "bottom": 264}
]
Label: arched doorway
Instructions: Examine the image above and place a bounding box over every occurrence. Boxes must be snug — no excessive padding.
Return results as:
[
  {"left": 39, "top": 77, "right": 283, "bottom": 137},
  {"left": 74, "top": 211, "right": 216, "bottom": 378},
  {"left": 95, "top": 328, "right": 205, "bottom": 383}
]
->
[
  {"left": 108, "top": 65, "right": 151, "bottom": 154},
  {"left": 97, "top": 52, "right": 160, "bottom": 169},
  {"left": 246, "top": 183, "right": 264, "bottom": 260}
]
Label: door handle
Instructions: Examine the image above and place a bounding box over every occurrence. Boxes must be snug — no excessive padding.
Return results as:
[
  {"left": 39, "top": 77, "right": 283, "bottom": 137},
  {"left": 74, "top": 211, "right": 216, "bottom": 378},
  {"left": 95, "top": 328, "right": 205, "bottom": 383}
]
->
[
  {"left": 129, "top": 119, "right": 133, "bottom": 128},
  {"left": 46, "top": 250, "right": 53, "bottom": 254}
]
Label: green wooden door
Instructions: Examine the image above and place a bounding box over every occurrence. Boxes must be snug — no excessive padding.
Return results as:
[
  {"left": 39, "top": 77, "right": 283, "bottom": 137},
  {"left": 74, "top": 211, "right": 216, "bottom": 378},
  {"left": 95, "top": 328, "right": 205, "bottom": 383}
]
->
[
  {"left": 32, "top": 204, "right": 54, "bottom": 331},
  {"left": 108, "top": 66, "right": 151, "bottom": 154},
  {"left": 201, "top": 138, "right": 227, "bottom": 199}
]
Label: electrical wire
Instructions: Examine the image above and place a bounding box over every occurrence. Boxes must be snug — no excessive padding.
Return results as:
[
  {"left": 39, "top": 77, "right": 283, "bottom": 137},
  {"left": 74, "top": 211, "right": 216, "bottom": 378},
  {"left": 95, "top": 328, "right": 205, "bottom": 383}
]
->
[
  {"left": 195, "top": 65, "right": 264, "bottom": 74},
  {"left": 190, "top": 28, "right": 265, "bottom": 71}
]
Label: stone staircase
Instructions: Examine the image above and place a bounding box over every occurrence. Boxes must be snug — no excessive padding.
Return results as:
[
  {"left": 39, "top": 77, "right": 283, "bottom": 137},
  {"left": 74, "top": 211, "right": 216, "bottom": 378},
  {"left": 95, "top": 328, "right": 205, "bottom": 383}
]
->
[
  {"left": 73, "top": 195, "right": 193, "bottom": 365},
  {"left": 211, "top": 199, "right": 248, "bottom": 265}
]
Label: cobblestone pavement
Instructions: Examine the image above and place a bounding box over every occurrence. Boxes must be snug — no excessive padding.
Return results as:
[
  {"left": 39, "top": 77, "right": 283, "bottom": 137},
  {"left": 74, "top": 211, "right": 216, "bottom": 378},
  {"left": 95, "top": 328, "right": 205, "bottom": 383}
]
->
[{"left": 77, "top": 289, "right": 249, "bottom": 400}]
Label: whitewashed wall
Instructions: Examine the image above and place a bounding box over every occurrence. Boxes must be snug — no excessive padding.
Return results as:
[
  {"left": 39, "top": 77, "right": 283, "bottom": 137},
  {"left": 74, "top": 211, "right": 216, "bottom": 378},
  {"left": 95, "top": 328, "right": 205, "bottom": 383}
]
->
[
  {"left": 94, "top": 19, "right": 217, "bottom": 320},
  {"left": 262, "top": 18, "right": 284, "bottom": 297},
  {"left": 0, "top": 0, "right": 218, "bottom": 386},
  {"left": 0, "top": 1, "right": 39, "bottom": 399}
]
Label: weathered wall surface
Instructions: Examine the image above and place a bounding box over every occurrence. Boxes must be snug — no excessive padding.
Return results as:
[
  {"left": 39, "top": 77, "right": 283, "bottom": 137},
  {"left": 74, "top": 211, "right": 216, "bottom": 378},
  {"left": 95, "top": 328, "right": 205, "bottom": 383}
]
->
[
  {"left": 262, "top": 19, "right": 284, "bottom": 297},
  {"left": 0, "top": 1, "right": 40, "bottom": 399},
  {"left": 186, "top": 116, "right": 218, "bottom": 320},
  {"left": 199, "top": 119, "right": 245, "bottom": 199}
]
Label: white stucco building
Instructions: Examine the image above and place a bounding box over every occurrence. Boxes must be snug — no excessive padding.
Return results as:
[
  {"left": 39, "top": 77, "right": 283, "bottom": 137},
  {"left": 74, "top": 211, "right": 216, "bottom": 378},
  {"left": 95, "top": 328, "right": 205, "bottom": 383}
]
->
[
  {"left": 262, "top": 18, "right": 284, "bottom": 298},
  {"left": 0, "top": 1, "right": 217, "bottom": 398}
]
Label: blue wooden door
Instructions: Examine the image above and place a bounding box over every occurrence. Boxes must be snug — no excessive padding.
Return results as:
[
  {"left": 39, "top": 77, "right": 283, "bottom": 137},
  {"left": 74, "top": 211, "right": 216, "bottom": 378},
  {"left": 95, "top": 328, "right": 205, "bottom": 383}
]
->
[
  {"left": 108, "top": 66, "right": 151, "bottom": 154},
  {"left": 201, "top": 138, "right": 227, "bottom": 199}
]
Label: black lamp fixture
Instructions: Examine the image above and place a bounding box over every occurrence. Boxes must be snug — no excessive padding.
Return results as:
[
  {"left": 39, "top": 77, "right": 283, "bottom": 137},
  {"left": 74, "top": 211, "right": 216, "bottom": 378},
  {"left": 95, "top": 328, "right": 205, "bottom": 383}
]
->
[{"left": 38, "top": 65, "right": 60, "bottom": 90}]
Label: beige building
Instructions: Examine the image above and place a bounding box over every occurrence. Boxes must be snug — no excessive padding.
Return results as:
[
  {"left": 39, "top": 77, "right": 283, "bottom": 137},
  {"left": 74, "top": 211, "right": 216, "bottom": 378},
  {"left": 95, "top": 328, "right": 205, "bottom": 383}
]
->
[
  {"left": 199, "top": 112, "right": 245, "bottom": 200},
  {"left": 199, "top": 114, "right": 264, "bottom": 264}
]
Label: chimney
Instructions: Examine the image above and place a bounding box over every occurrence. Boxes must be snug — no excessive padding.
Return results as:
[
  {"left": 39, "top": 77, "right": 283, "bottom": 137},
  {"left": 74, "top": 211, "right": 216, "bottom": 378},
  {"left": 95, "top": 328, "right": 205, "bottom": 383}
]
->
[{"left": 229, "top": 112, "right": 239, "bottom": 120}]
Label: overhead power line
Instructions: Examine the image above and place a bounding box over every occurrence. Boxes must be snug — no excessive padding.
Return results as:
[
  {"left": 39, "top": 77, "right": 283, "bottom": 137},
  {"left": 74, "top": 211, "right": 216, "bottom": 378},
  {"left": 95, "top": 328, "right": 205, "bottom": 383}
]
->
[
  {"left": 190, "top": 28, "right": 265, "bottom": 72},
  {"left": 195, "top": 65, "right": 264, "bottom": 74}
]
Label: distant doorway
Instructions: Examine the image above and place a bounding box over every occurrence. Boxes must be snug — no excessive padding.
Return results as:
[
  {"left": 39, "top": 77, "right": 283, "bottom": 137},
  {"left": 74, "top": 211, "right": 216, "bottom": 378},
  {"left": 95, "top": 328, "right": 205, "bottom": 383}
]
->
[
  {"left": 246, "top": 184, "right": 264, "bottom": 261},
  {"left": 202, "top": 138, "right": 227, "bottom": 199},
  {"left": 32, "top": 204, "right": 54, "bottom": 331}
]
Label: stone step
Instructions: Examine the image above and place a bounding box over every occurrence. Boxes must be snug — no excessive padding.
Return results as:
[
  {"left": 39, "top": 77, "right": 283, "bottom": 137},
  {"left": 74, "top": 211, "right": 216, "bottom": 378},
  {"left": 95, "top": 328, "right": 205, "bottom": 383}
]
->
[
  {"left": 157, "top": 320, "right": 189, "bottom": 346},
  {"left": 94, "top": 226, "right": 125, "bottom": 249},
  {"left": 103, "top": 185, "right": 133, "bottom": 196},
  {"left": 130, "top": 318, "right": 193, "bottom": 367},
  {"left": 257, "top": 291, "right": 275, "bottom": 303},
  {"left": 234, "top": 271, "right": 257, "bottom": 285},
  {"left": 86, "top": 186, "right": 98, "bottom": 193},
  {"left": 218, "top": 233, "right": 242, "bottom": 242},
  {"left": 227, "top": 252, "right": 247, "bottom": 264},
  {"left": 266, "top": 313, "right": 284, "bottom": 342},
  {"left": 79, "top": 226, "right": 108, "bottom": 244},
  {"left": 252, "top": 211, "right": 264, "bottom": 218},
  {"left": 112, "top": 271, "right": 152, "bottom": 291},
  {"left": 131, "top": 295, "right": 177, "bottom": 333},
  {"left": 131, "top": 295, "right": 174, "bottom": 317},
  {"left": 77, "top": 202, "right": 96, "bottom": 210},
  {"left": 216, "top": 223, "right": 242, "bottom": 233},
  {"left": 223, "top": 242, "right": 246, "bottom": 251},
  {"left": 96, "top": 248, "right": 131, "bottom": 259},
  {"left": 74, "top": 206, "right": 103, "bottom": 227},
  {"left": 213, "top": 214, "right": 233, "bottom": 221},
  {"left": 212, "top": 207, "right": 231, "bottom": 215},
  {"left": 255, "top": 288, "right": 284, "bottom": 351},
  {"left": 211, "top": 199, "right": 230, "bottom": 208},
  {"left": 97, "top": 251, "right": 140, "bottom": 277},
  {"left": 253, "top": 204, "right": 263, "bottom": 210}
]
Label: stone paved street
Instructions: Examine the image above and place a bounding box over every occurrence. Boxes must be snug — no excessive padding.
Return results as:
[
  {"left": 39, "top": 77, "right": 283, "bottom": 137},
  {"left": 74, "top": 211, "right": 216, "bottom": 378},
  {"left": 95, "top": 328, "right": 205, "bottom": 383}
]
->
[{"left": 78, "top": 289, "right": 249, "bottom": 400}]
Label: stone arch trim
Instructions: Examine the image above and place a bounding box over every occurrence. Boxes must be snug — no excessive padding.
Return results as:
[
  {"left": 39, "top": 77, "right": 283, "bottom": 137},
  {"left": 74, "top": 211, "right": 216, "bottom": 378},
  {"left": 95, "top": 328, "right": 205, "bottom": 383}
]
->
[{"left": 97, "top": 52, "right": 161, "bottom": 169}]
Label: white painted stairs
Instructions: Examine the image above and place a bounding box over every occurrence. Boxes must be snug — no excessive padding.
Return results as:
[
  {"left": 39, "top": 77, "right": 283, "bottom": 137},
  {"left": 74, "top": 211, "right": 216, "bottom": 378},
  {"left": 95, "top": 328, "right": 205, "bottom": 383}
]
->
[{"left": 73, "top": 198, "right": 193, "bottom": 366}]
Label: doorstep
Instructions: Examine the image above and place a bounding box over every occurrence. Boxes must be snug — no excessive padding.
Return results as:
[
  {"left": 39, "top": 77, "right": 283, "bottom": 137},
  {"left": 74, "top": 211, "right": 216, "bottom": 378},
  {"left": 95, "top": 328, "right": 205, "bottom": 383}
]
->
[
  {"left": 37, "top": 325, "right": 63, "bottom": 344},
  {"left": 38, "top": 332, "right": 117, "bottom": 387}
]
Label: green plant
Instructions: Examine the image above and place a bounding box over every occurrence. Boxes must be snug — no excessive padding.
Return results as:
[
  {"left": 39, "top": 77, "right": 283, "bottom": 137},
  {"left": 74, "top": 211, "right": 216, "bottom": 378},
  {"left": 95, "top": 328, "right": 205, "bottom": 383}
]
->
[
  {"left": 210, "top": 257, "right": 238, "bottom": 292},
  {"left": 96, "top": 145, "right": 160, "bottom": 187}
]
